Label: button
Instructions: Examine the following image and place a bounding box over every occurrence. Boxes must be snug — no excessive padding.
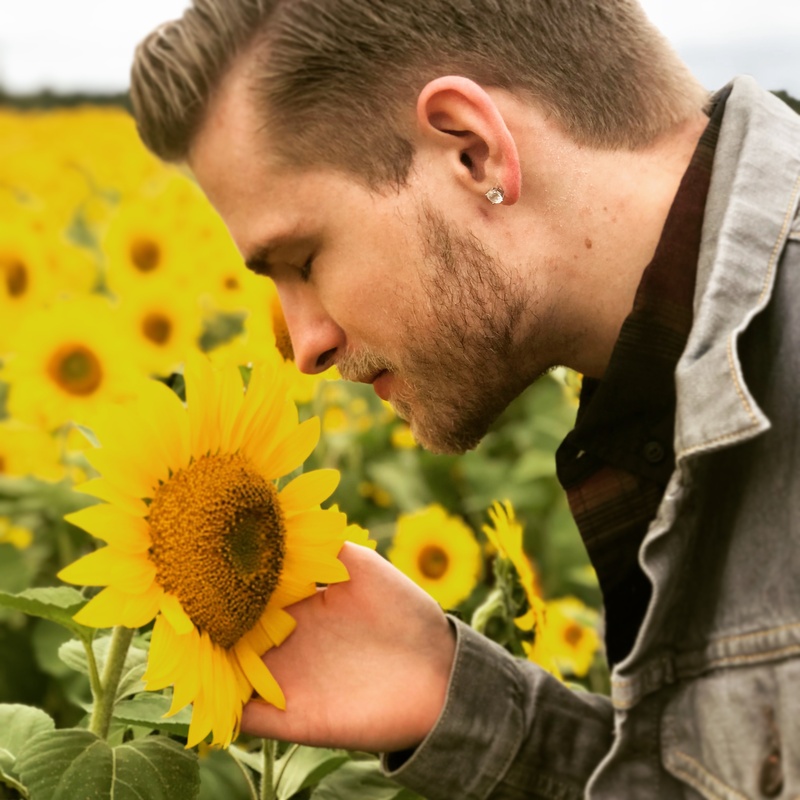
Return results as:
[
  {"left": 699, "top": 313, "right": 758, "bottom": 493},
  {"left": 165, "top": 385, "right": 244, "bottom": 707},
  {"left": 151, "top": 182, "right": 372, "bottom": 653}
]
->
[{"left": 643, "top": 441, "right": 665, "bottom": 464}]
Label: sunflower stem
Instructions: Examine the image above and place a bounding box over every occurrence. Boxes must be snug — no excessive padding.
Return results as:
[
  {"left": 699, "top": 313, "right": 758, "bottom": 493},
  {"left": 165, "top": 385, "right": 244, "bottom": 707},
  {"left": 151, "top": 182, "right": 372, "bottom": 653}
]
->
[
  {"left": 260, "top": 739, "right": 276, "bottom": 800},
  {"left": 88, "top": 625, "right": 135, "bottom": 740}
]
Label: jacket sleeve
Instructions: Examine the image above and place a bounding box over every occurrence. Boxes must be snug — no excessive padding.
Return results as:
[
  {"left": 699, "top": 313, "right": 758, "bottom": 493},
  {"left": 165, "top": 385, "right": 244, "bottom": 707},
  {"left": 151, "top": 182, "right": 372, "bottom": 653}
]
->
[{"left": 381, "top": 616, "right": 614, "bottom": 800}]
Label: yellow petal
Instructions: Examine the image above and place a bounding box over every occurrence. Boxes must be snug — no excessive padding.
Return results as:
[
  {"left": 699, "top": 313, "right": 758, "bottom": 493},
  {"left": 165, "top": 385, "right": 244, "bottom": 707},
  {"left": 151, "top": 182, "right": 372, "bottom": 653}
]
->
[
  {"left": 186, "top": 689, "right": 213, "bottom": 748},
  {"left": 58, "top": 548, "right": 156, "bottom": 593},
  {"left": 279, "top": 469, "right": 340, "bottom": 513},
  {"left": 211, "top": 644, "right": 239, "bottom": 748},
  {"left": 234, "top": 641, "right": 286, "bottom": 709},
  {"left": 241, "top": 398, "right": 298, "bottom": 467},
  {"left": 64, "top": 504, "right": 151, "bottom": 554},
  {"left": 134, "top": 379, "right": 190, "bottom": 471},
  {"left": 283, "top": 545, "right": 349, "bottom": 585},
  {"left": 284, "top": 508, "right": 347, "bottom": 546},
  {"left": 216, "top": 363, "right": 245, "bottom": 452},
  {"left": 160, "top": 593, "right": 195, "bottom": 636},
  {"left": 253, "top": 417, "right": 320, "bottom": 480},
  {"left": 258, "top": 606, "right": 297, "bottom": 648},
  {"left": 72, "top": 583, "right": 162, "bottom": 629},
  {"left": 166, "top": 629, "right": 202, "bottom": 717},
  {"left": 184, "top": 353, "right": 215, "bottom": 458},
  {"left": 85, "top": 448, "right": 159, "bottom": 501},
  {"left": 75, "top": 479, "right": 148, "bottom": 517},
  {"left": 228, "top": 358, "right": 284, "bottom": 452},
  {"left": 143, "top": 615, "right": 182, "bottom": 688}
]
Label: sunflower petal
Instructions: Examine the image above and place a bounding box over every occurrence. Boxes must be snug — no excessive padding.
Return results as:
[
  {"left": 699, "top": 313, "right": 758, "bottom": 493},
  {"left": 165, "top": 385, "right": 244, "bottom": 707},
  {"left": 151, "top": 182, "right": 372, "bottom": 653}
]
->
[
  {"left": 284, "top": 547, "right": 349, "bottom": 584},
  {"left": 229, "top": 357, "right": 284, "bottom": 452},
  {"left": 235, "top": 641, "right": 286, "bottom": 709},
  {"left": 75, "top": 478, "right": 148, "bottom": 517},
  {"left": 143, "top": 615, "right": 182, "bottom": 688},
  {"left": 184, "top": 353, "right": 215, "bottom": 458},
  {"left": 134, "top": 379, "right": 190, "bottom": 471},
  {"left": 279, "top": 469, "right": 340, "bottom": 513},
  {"left": 167, "top": 629, "right": 202, "bottom": 717},
  {"left": 85, "top": 448, "right": 159, "bottom": 502},
  {"left": 252, "top": 417, "right": 320, "bottom": 480},
  {"left": 216, "top": 363, "right": 245, "bottom": 452},
  {"left": 160, "top": 593, "right": 195, "bottom": 636},
  {"left": 258, "top": 606, "right": 297, "bottom": 648},
  {"left": 64, "top": 504, "right": 151, "bottom": 554},
  {"left": 58, "top": 548, "right": 156, "bottom": 593},
  {"left": 72, "top": 583, "right": 161, "bottom": 629}
]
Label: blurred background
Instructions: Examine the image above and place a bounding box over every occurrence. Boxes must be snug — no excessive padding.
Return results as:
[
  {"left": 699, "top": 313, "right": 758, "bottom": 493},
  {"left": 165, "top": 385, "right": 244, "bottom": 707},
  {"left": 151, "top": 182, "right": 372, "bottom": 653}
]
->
[{"left": 0, "top": 0, "right": 798, "bottom": 97}]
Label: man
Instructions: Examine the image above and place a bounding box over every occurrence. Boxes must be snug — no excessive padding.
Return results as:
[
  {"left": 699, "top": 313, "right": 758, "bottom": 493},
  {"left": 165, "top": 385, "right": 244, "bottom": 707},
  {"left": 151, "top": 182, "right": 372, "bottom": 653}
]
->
[{"left": 130, "top": 1, "right": 800, "bottom": 797}]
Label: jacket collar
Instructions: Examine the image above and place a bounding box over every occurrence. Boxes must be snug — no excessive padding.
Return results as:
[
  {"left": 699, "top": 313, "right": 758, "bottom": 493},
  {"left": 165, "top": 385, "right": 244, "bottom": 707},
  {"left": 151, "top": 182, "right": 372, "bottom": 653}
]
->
[{"left": 674, "top": 76, "right": 800, "bottom": 460}]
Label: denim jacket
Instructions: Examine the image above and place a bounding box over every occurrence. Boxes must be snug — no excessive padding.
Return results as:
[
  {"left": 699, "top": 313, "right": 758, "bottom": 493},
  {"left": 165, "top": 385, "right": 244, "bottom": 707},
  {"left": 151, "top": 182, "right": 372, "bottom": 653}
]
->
[{"left": 386, "top": 77, "right": 800, "bottom": 799}]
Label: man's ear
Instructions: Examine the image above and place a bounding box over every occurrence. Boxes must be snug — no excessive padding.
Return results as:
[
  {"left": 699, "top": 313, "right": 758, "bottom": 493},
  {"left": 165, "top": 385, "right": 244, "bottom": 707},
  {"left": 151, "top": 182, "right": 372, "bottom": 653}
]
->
[{"left": 416, "top": 76, "right": 521, "bottom": 205}]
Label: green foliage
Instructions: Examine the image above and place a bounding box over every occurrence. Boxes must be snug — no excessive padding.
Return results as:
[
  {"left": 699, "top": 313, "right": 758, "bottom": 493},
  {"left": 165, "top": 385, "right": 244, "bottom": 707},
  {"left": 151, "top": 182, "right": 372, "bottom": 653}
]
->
[{"left": 16, "top": 731, "right": 199, "bottom": 800}]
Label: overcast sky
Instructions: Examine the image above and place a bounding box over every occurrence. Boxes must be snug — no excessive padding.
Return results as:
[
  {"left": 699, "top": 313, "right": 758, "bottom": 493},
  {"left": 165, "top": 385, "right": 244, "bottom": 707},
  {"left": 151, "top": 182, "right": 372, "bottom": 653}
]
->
[{"left": 0, "top": 1, "right": 798, "bottom": 95}]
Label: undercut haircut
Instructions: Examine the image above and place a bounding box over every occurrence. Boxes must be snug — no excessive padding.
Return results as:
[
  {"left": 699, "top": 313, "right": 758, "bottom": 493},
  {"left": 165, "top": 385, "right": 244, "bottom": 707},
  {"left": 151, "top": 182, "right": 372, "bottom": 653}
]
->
[{"left": 131, "top": 0, "right": 708, "bottom": 187}]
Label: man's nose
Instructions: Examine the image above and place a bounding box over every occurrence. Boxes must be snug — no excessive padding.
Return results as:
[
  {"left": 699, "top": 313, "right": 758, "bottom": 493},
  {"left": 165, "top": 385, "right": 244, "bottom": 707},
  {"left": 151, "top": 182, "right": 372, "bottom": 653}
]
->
[{"left": 277, "top": 289, "right": 343, "bottom": 375}]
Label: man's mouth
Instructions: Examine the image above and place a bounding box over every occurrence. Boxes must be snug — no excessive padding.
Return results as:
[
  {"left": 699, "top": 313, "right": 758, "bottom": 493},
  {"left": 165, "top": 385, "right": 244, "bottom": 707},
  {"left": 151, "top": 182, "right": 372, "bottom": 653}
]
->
[{"left": 370, "top": 369, "right": 392, "bottom": 401}]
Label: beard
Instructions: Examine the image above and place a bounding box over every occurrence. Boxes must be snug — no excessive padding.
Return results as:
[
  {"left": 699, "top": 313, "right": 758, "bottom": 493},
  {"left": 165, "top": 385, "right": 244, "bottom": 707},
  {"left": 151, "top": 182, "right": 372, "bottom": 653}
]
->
[{"left": 339, "top": 203, "right": 541, "bottom": 455}]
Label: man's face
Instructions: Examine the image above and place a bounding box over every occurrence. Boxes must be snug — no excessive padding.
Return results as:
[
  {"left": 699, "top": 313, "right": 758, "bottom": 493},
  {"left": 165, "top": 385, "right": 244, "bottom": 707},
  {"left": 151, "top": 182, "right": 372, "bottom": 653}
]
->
[{"left": 190, "top": 70, "right": 557, "bottom": 454}]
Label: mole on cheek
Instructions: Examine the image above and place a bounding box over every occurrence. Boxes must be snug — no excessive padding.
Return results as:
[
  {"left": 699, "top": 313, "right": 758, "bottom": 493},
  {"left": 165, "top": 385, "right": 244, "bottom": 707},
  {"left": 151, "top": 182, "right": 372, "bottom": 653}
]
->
[{"left": 585, "top": 238, "right": 593, "bottom": 249}]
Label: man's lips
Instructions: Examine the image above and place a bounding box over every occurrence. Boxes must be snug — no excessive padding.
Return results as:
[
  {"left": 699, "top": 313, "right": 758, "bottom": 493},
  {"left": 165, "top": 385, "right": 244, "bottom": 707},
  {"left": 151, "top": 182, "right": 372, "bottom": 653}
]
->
[{"left": 371, "top": 369, "right": 392, "bottom": 401}]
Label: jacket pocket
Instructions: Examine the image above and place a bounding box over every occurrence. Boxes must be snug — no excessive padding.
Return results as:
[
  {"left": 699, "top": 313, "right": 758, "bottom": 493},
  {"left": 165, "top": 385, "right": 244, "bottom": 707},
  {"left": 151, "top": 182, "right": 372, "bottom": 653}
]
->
[{"left": 660, "top": 657, "right": 799, "bottom": 800}]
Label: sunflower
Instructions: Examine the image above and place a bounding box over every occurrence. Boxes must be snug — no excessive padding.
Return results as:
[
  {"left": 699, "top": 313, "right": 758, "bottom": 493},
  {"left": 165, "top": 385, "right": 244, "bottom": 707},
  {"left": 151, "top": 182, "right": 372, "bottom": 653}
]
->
[
  {"left": 388, "top": 504, "right": 481, "bottom": 609},
  {"left": 530, "top": 597, "right": 601, "bottom": 678},
  {"left": 1, "top": 213, "right": 50, "bottom": 355},
  {"left": 2, "top": 295, "right": 143, "bottom": 431},
  {"left": 117, "top": 281, "right": 204, "bottom": 376},
  {"left": 58, "top": 352, "right": 359, "bottom": 747},
  {"left": 0, "top": 517, "right": 33, "bottom": 550},
  {"left": 482, "top": 500, "right": 560, "bottom": 677},
  {"left": 0, "top": 420, "right": 64, "bottom": 482}
]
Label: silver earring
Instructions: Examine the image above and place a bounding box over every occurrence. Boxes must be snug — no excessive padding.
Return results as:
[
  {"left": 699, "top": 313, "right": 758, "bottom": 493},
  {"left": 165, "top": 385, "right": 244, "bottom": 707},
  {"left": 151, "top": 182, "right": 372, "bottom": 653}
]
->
[{"left": 485, "top": 186, "right": 504, "bottom": 205}]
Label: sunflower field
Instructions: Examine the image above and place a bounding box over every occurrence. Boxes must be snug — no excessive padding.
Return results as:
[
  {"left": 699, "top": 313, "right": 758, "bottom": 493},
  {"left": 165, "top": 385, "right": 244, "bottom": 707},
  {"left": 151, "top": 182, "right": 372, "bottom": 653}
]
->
[{"left": 0, "top": 104, "right": 607, "bottom": 800}]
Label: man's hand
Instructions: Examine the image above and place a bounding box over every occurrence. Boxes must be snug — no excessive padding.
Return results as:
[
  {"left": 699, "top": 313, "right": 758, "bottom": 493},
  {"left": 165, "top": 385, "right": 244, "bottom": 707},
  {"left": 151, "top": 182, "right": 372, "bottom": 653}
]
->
[{"left": 240, "top": 542, "right": 457, "bottom": 752}]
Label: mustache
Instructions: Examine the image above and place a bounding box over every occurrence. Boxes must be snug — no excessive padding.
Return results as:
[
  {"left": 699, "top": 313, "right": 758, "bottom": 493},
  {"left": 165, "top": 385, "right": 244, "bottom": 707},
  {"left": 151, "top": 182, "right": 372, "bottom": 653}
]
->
[{"left": 336, "top": 349, "right": 396, "bottom": 382}]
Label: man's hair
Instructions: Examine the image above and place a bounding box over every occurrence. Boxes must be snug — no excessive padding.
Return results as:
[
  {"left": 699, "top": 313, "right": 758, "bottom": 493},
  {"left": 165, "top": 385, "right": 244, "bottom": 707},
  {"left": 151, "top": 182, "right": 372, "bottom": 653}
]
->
[{"left": 131, "top": 0, "right": 707, "bottom": 187}]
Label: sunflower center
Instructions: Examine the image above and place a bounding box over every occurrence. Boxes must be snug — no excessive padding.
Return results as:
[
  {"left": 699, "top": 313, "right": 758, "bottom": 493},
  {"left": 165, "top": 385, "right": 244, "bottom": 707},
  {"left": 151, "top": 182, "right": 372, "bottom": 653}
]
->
[
  {"left": 418, "top": 545, "right": 449, "bottom": 580},
  {"left": 147, "top": 452, "right": 286, "bottom": 649},
  {"left": 564, "top": 622, "right": 584, "bottom": 647},
  {"left": 142, "top": 312, "right": 172, "bottom": 345},
  {"left": 48, "top": 345, "right": 104, "bottom": 396},
  {"left": 130, "top": 238, "right": 161, "bottom": 273},
  {"left": 3, "top": 258, "right": 28, "bottom": 298}
]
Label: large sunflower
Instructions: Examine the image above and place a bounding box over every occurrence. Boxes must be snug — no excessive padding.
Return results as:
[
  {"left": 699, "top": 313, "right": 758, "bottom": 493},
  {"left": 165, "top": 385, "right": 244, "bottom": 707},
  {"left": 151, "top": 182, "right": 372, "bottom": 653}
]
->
[
  {"left": 58, "top": 352, "right": 357, "bottom": 747},
  {"left": 388, "top": 504, "right": 481, "bottom": 609}
]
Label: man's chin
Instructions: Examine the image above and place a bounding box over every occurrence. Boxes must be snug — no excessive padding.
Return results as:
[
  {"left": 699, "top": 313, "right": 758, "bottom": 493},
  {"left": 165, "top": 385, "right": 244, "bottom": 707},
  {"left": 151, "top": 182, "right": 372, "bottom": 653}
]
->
[{"left": 406, "top": 413, "right": 486, "bottom": 456}]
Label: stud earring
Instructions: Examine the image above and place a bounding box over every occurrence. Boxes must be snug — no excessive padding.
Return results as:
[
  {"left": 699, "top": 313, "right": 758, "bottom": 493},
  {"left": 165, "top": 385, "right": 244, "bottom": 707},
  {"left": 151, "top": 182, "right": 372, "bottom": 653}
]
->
[{"left": 485, "top": 186, "right": 505, "bottom": 205}]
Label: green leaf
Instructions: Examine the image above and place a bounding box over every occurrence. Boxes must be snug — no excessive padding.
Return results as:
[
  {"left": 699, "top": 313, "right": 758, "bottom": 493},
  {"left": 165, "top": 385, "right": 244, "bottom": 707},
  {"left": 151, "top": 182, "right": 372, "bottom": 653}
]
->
[
  {"left": 199, "top": 749, "right": 254, "bottom": 800},
  {"left": 0, "top": 705, "right": 55, "bottom": 798},
  {"left": 310, "top": 759, "right": 424, "bottom": 800},
  {"left": 274, "top": 746, "right": 349, "bottom": 800},
  {"left": 112, "top": 693, "right": 193, "bottom": 737},
  {"left": 0, "top": 705, "right": 56, "bottom": 765},
  {"left": 58, "top": 635, "right": 148, "bottom": 700},
  {"left": 16, "top": 730, "right": 200, "bottom": 800},
  {"left": 0, "top": 587, "right": 91, "bottom": 640}
]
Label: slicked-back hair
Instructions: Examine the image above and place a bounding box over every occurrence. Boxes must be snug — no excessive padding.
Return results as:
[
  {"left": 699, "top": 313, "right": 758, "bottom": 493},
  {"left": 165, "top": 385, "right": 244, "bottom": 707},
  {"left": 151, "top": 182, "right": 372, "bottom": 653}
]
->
[{"left": 130, "top": 0, "right": 707, "bottom": 187}]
